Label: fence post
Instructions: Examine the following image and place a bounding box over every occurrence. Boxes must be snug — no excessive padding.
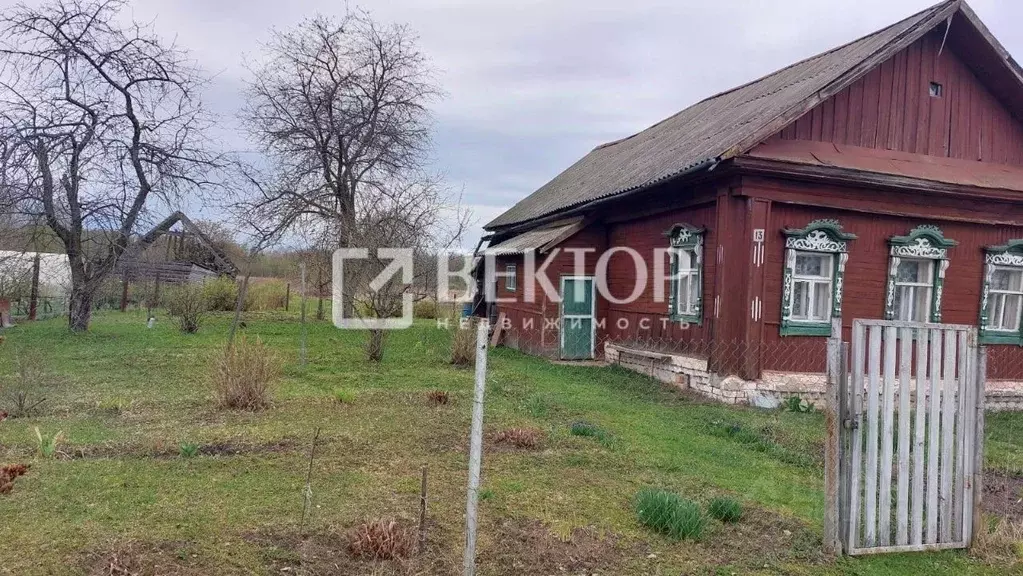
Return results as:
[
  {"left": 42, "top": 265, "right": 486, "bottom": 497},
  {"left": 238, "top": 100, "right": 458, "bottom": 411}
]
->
[
  {"left": 824, "top": 316, "right": 842, "bottom": 555},
  {"left": 971, "top": 345, "right": 987, "bottom": 545},
  {"left": 300, "top": 264, "right": 307, "bottom": 367},
  {"left": 463, "top": 319, "right": 489, "bottom": 576},
  {"left": 28, "top": 254, "right": 41, "bottom": 321},
  {"left": 285, "top": 283, "right": 291, "bottom": 311}
]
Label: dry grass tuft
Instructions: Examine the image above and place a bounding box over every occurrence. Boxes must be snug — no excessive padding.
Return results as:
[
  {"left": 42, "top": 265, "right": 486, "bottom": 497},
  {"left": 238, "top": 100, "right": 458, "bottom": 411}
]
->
[
  {"left": 973, "top": 517, "right": 1023, "bottom": 565},
  {"left": 211, "top": 337, "right": 281, "bottom": 411},
  {"left": 493, "top": 427, "right": 543, "bottom": 449},
  {"left": 0, "top": 463, "right": 29, "bottom": 495},
  {"left": 345, "top": 518, "right": 413, "bottom": 560},
  {"left": 450, "top": 319, "right": 477, "bottom": 367},
  {"left": 427, "top": 390, "right": 449, "bottom": 406}
]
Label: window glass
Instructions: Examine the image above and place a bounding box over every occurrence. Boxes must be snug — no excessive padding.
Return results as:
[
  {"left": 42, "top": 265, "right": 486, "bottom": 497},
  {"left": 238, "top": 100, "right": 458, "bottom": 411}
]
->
[
  {"left": 893, "top": 258, "right": 933, "bottom": 322},
  {"left": 790, "top": 251, "right": 833, "bottom": 323},
  {"left": 986, "top": 266, "right": 1023, "bottom": 332}
]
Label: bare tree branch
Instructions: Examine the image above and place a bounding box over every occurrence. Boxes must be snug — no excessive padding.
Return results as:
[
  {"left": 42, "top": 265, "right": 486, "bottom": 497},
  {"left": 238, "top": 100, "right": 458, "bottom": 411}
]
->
[{"left": 0, "top": 0, "right": 220, "bottom": 331}]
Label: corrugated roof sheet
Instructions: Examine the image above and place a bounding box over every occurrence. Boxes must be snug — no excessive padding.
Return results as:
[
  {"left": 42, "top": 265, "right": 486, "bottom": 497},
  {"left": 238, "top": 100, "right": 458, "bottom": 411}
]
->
[
  {"left": 483, "top": 220, "right": 582, "bottom": 255},
  {"left": 485, "top": 0, "right": 957, "bottom": 230}
]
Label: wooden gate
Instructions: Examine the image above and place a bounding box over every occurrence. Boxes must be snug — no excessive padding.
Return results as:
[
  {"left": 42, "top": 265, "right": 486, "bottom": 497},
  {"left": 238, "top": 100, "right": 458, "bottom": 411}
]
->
[{"left": 824, "top": 319, "right": 986, "bottom": 556}]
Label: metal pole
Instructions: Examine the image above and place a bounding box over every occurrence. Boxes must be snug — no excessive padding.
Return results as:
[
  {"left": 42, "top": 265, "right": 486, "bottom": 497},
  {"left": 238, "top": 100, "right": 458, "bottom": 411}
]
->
[
  {"left": 300, "top": 263, "right": 308, "bottom": 367},
  {"left": 463, "top": 320, "right": 489, "bottom": 576}
]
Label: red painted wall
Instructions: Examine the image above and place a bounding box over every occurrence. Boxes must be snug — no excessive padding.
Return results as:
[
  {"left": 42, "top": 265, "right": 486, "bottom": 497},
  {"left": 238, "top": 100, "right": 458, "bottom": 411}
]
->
[
  {"left": 772, "top": 30, "right": 1023, "bottom": 167},
  {"left": 490, "top": 225, "right": 607, "bottom": 357},
  {"left": 749, "top": 176, "right": 1023, "bottom": 378}
]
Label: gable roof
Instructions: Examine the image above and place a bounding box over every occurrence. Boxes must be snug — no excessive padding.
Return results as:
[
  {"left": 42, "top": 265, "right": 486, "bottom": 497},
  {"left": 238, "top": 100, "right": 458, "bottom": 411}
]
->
[{"left": 486, "top": 0, "right": 1023, "bottom": 231}]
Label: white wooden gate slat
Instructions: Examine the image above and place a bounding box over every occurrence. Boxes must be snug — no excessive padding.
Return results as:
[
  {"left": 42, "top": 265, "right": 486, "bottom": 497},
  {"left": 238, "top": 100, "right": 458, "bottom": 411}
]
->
[
  {"left": 939, "top": 329, "right": 957, "bottom": 542},
  {"left": 837, "top": 320, "right": 980, "bottom": 556},
  {"left": 864, "top": 326, "right": 883, "bottom": 546},
  {"left": 911, "top": 330, "right": 928, "bottom": 546},
  {"left": 878, "top": 326, "right": 898, "bottom": 545},
  {"left": 847, "top": 322, "right": 866, "bottom": 552},
  {"left": 952, "top": 330, "right": 968, "bottom": 542},
  {"left": 896, "top": 330, "right": 912, "bottom": 546},
  {"left": 926, "top": 328, "right": 942, "bottom": 545}
]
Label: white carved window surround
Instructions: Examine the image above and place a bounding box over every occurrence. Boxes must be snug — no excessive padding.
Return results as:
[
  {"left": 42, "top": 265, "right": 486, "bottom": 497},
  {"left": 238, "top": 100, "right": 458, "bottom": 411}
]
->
[
  {"left": 781, "top": 220, "right": 856, "bottom": 337},
  {"left": 883, "top": 226, "right": 956, "bottom": 323},
  {"left": 666, "top": 224, "right": 705, "bottom": 324},
  {"left": 980, "top": 240, "right": 1023, "bottom": 345}
]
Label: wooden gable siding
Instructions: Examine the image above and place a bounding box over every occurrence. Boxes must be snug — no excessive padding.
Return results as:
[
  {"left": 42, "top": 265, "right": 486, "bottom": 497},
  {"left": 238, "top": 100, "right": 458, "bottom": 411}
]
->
[{"left": 771, "top": 29, "right": 1023, "bottom": 167}]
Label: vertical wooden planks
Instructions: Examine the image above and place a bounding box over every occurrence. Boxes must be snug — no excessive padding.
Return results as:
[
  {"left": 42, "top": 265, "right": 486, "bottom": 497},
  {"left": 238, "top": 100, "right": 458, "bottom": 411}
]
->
[
  {"left": 864, "top": 325, "right": 883, "bottom": 546},
  {"left": 926, "top": 328, "right": 942, "bottom": 544},
  {"left": 896, "top": 329, "right": 913, "bottom": 545},
  {"left": 952, "top": 331, "right": 969, "bottom": 541},
  {"left": 911, "top": 330, "right": 928, "bottom": 545},
  {"left": 939, "top": 330, "right": 957, "bottom": 541},
  {"left": 848, "top": 322, "right": 866, "bottom": 552},
  {"left": 878, "top": 326, "right": 897, "bottom": 545},
  {"left": 839, "top": 342, "right": 852, "bottom": 551}
]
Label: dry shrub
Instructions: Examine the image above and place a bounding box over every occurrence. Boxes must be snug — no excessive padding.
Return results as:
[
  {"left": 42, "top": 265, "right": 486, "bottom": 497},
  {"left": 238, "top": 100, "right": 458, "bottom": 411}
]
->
[
  {"left": 974, "top": 518, "right": 1023, "bottom": 564},
  {"left": 427, "top": 390, "right": 449, "bottom": 406},
  {"left": 493, "top": 427, "right": 543, "bottom": 449},
  {"left": 211, "top": 337, "right": 280, "bottom": 411},
  {"left": 166, "top": 283, "right": 208, "bottom": 333},
  {"left": 450, "top": 318, "right": 477, "bottom": 367},
  {"left": 346, "top": 518, "right": 413, "bottom": 560},
  {"left": 0, "top": 463, "right": 29, "bottom": 495}
]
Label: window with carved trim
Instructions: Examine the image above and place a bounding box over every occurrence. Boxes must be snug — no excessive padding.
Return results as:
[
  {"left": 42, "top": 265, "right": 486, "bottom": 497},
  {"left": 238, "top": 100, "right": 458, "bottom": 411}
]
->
[
  {"left": 666, "top": 224, "right": 705, "bottom": 324},
  {"left": 780, "top": 220, "right": 856, "bottom": 336},
  {"left": 980, "top": 240, "right": 1023, "bottom": 345},
  {"left": 883, "top": 226, "right": 956, "bottom": 323}
]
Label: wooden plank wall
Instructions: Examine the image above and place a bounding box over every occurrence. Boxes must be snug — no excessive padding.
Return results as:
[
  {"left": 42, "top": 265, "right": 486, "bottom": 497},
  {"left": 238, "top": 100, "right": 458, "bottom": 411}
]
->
[
  {"left": 772, "top": 30, "right": 1023, "bottom": 167},
  {"left": 755, "top": 183, "right": 1023, "bottom": 378}
]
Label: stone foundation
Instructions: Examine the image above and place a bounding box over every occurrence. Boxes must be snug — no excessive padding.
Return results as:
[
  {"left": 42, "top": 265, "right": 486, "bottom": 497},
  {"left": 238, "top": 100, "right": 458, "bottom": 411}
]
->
[{"left": 605, "top": 343, "right": 1023, "bottom": 411}]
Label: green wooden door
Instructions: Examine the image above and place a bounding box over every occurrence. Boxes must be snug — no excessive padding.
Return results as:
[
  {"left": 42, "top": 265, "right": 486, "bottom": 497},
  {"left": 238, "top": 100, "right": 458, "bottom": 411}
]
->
[{"left": 560, "top": 277, "right": 594, "bottom": 360}]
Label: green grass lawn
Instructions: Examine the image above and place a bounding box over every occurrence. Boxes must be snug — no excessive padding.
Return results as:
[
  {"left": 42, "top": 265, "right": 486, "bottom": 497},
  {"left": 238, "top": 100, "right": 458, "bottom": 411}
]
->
[{"left": 0, "top": 310, "right": 1019, "bottom": 575}]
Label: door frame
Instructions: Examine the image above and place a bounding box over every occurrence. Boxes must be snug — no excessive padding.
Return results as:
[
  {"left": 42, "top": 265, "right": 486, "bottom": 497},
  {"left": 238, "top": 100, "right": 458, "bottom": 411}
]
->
[{"left": 559, "top": 275, "right": 596, "bottom": 360}]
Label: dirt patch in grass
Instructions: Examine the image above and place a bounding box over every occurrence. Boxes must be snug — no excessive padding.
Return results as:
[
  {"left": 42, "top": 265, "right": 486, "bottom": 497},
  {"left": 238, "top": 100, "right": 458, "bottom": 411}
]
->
[
  {"left": 984, "top": 471, "right": 1023, "bottom": 524},
  {"left": 699, "top": 505, "right": 824, "bottom": 570},
  {"left": 478, "top": 518, "right": 629, "bottom": 575},
  {"left": 63, "top": 439, "right": 301, "bottom": 460},
  {"left": 80, "top": 539, "right": 205, "bottom": 575},
  {"left": 490, "top": 427, "right": 544, "bottom": 451},
  {"left": 248, "top": 521, "right": 457, "bottom": 576}
]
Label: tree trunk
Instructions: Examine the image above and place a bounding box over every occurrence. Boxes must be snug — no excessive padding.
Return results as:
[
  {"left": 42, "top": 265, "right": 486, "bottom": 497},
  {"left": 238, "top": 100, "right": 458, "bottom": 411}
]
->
[
  {"left": 68, "top": 285, "right": 95, "bottom": 332},
  {"left": 366, "top": 329, "right": 385, "bottom": 362},
  {"left": 316, "top": 265, "right": 325, "bottom": 321}
]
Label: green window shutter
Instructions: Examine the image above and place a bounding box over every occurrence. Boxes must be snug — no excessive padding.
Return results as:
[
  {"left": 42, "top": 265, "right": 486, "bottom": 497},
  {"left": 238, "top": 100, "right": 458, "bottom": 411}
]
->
[
  {"left": 979, "top": 240, "right": 1023, "bottom": 345},
  {"left": 668, "top": 248, "right": 680, "bottom": 320},
  {"left": 886, "top": 226, "right": 957, "bottom": 323},
  {"left": 664, "top": 224, "right": 705, "bottom": 325},
  {"left": 780, "top": 220, "right": 856, "bottom": 336}
]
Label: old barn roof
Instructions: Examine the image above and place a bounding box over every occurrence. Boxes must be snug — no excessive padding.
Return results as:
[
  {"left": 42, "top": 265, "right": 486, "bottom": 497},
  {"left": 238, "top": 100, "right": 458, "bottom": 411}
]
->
[{"left": 486, "top": 0, "right": 1022, "bottom": 231}]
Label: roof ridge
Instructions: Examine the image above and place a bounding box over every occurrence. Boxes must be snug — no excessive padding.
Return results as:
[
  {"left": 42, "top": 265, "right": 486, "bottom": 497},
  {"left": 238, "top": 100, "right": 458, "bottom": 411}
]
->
[{"left": 592, "top": 0, "right": 954, "bottom": 153}]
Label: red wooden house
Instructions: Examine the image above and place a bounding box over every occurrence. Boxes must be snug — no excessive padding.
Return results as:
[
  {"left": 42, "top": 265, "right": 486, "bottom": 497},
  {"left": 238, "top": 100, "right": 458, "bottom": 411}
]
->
[{"left": 479, "top": 0, "right": 1023, "bottom": 409}]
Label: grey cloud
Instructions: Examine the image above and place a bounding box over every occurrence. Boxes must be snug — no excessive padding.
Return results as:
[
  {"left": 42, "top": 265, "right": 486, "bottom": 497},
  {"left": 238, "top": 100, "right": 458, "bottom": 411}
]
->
[{"left": 7, "top": 0, "right": 1020, "bottom": 247}]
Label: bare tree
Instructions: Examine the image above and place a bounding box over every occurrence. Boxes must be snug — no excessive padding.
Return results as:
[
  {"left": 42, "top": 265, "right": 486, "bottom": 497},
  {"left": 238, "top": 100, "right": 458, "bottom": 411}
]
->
[
  {"left": 0, "top": 0, "right": 217, "bottom": 331},
  {"left": 238, "top": 9, "right": 440, "bottom": 317},
  {"left": 347, "top": 172, "right": 467, "bottom": 361}
]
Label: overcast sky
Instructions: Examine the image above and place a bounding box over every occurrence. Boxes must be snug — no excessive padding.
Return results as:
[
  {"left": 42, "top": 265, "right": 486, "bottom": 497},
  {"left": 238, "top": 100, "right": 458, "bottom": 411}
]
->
[{"left": 10, "top": 0, "right": 1021, "bottom": 248}]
